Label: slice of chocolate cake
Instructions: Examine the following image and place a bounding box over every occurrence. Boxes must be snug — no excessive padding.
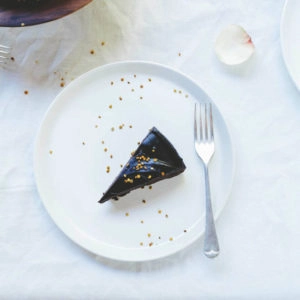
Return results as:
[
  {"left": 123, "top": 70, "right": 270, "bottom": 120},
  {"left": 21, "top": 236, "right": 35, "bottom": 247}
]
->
[{"left": 99, "top": 127, "right": 186, "bottom": 203}]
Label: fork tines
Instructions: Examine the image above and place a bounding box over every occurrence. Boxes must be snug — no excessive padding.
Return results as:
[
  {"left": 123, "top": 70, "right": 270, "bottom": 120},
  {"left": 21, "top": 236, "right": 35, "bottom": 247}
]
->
[
  {"left": 0, "top": 45, "right": 11, "bottom": 63},
  {"left": 194, "top": 102, "right": 214, "bottom": 143}
]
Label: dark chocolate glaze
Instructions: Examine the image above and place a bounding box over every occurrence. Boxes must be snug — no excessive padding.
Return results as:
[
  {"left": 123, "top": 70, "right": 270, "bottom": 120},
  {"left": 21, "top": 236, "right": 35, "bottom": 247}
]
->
[{"left": 99, "top": 127, "right": 186, "bottom": 203}]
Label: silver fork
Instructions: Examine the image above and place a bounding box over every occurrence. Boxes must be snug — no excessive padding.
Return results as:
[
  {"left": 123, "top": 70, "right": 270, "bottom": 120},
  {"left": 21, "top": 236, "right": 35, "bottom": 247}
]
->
[
  {"left": 0, "top": 45, "right": 10, "bottom": 64},
  {"left": 194, "top": 102, "right": 219, "bottom": 258}
]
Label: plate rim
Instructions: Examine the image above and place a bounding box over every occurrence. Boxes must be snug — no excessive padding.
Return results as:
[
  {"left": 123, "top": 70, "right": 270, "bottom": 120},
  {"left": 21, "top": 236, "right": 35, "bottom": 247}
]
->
[
  {"left": 34, "top": 60, "right": 236, "bottom": 262},
  {"left": 280, "top": 0, "right": 300, "bottom": 90}
]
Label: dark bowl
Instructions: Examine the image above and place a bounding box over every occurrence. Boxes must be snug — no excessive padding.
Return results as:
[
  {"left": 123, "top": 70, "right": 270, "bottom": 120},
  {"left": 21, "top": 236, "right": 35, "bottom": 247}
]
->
[{"left": 0, "top": 0, "right": 92, "bottom": 27}]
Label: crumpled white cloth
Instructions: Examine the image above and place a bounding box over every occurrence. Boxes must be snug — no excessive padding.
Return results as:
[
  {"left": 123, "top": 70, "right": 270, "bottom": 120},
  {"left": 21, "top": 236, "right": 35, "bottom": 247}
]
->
[{"left": 1, "top": 0, "right": 300, "bottom": 299}]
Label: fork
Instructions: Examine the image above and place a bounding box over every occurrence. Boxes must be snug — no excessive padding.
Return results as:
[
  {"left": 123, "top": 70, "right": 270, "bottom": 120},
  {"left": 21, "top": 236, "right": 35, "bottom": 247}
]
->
[
  {"left": 194, "top": 102, "right": 219, "bottom": 258},
  {"left": 0, "top": 45, "right": 10, "bottom": 64}
]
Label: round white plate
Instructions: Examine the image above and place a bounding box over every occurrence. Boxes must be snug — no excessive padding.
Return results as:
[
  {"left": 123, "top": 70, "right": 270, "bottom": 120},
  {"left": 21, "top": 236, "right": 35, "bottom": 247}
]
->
[
  {"left": 281, "top": 0, "right": 300, "bottom": 90},
  {"left": 34, "top": 61, "right": 234, "bottom": 262}
]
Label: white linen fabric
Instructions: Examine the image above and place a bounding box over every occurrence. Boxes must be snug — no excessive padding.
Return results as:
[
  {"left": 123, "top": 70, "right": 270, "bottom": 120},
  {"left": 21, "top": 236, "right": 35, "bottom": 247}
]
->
[{"left": 1, "top": 0, "right": 299, "bottom": 299}]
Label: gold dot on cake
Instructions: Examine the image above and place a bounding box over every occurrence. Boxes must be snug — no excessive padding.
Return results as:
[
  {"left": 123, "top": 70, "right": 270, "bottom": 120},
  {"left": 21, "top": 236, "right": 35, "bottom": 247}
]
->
[
  {"left": 148, "top": 78, "right": 152, "bottom": 82},
  {"left": 165, "top": 214, "right": 169, "bottom": 218},
  {"left": 111, "top": 127, "right": 115, "bottom": 132},
  {"left": 140, "top": 220, "right": 144, "bottom": 224},
  {"left": 158, "top": 210, "right": 162, "bottom": 214},
  {"left": 104, "top": 148, "right": 108, "bottom": 152},
  {"left": 139, "top": 96, "right": 143, "bottom": 100},
  {"left": 82, "top": 142, "right": 86, "bottom": 146},
  {"left": 90, "top": 49, "right": 95, "bottom": 55},
  {"left": 147, "top": 233, "right": 151, "bottom": 238},
  {"left": 142, "top": 199, "right": 146, "bottom": 204},
  {"left": 149, "top": 242, "right": 153, "bottom": 247},
  {"left": 134, "top": 74, "right": 137, "bottom": 78},
  {"left": 110, "top": 81, "right": 114, "bottom": 85},
  {"left": 169, "top": 237, "right": 173, "bottom": 241},
  {"left": 109, "top": 104, "right": 113, "bottom": 109},
  {"left": 131, "top": 88, "right": 135, "bottom": 92},
  {"left": 95, "top": 125, "right": 98, "bottom": 128},
  {"left": 184, "top": 229, "right": 187, "bottom": 233},
  {"left": 173, "top": 89, "right": 177, "bottom": 93},
  {"left": 149, "top": 186, "right": 152, "bottom": 190},
  {"left": 24, "top": 90, "right": 29, "bottom": 95},
  {"left": 110, "top": 154, "right": 113, "bottom": 159},
  {"left": 129, "top": 125, "right": 133, "bottom": 128},
  {"left": 125, "top": 212, "right": 129, "bottom": 216},
  {"left": 178, "top": 52, "right": 182, "bottom": 56},
  {"left": 185, "top": 94, "right": 189, "bottom": 98},
  {"left": 140, "top": 242, "right": 143, "bottom": 246},
  {"left": 179, "top": 90, "right": 182, "bottom": 94},
  {"left": 140, "top": 85, "right": 144, "bottom": 88},
  {"left": 120, "top": 164, "right": 123, "bottom": 168},
  {"left": 119, "top": 96, "right": 123, "bottom": 101},
  {"left": 121, "top": 78, "right": 124, "bottom": 82},
  {"left": 101, "top": 41, "right": 105, "bottom": 46},
  {"left": 98, "top": 115, "right": 102, "bottom": 119},
  {"left": 49, "top": 150, "right": 53, "bottom": 155}
]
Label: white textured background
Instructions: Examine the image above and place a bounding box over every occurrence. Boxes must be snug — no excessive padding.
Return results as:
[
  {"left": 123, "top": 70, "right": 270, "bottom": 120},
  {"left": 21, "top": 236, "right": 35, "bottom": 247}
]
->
[{"left": 1, "top": 0, "right": 300, "bottom": 299}]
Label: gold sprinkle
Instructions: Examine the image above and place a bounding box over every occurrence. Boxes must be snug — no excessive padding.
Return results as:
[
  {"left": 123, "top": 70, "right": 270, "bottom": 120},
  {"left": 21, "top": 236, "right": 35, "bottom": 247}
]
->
[
  {"left": 98, "top": 115, "right": 102, "bottom": 119},
  {"left": 148, "top": 175, "right": 152, "bottom": 179},
  {"left": 178, "top": 52, "right": 182, "bottom": 56},
  {"left": 129, "top": 125, "right": 133, "bottom": 128},
  {"left": 179, "top": 90, "right": 182, "bottom": 94},
  {"left": 110, "top": 154, "right": 113, "bottom": 159},
  {"left": 60, "top": 82, "right": 65, "bottom": 88},
  {"left": 49, "top": 150, "right": 53, "bottom": 155},
  {"left": 147, "top": 233, "right": 151, "bottom": 238},
  {"left": 173, "top": 89, "right": 177, "bottom": 93},
  {"left": 185, "top": 94, "right": 189, "bottom": 98},
  {"left": 121, "top": 78, "right": 124, "bottom": 82},
  {"left": 148, "top": 78, "right": 152, "bottom": 82},
  {"left": 24, "top": 90, "right": 29, "bottom": 95},
  {"left": 104, "top": 148, "right": 108, "bottom": 152},
  {"left": 90, "top": 49, "right": 95, "bottom": 55},
  {"left": 137, "top": 141, "right": 141, "bottom": 145},
  {"left": 109, "top": 105, "right": 113, "bottom": 109},
  {"left": 119, "top": 97, "right": 123, "bottom": 101},
  {"left": 152, "top": 149, "right": 155, "bottom": 152},
  {"left": 184, "top": 229, "right": 187, "bottom": 233},
  {"left": 21, "top": 22, "right": 25, "bottom": 27},
  {"left": 82, "top": 142, "right": 86, "bottom": 145},
  {"left": 161, "top": 172, "right": 165, "bottom": 176},
  {"left": 119, "top": 125, "right": 124, "bottom": 129},
  {"left": 123, "top": 174, "right": 127, "bottom": 178},
  {"left": 110, "top": 81, "right": 114, "bottom": 85},
  {"left": 101, "top": 41, "right": 105, "bottom": 46},
  {"left": 127, "top": 81, "right": 131, "bottom": 84},
  {"left": 149, "top": 186, "right": 152, "bottom": 190},
  {"left": 135, "top": 174, "right": 141, "bottom": 179},
  {"left": 131, "top": 88, "right": 135, "bottom": 92},
  {"left": 95, "top": 125, "right": 98, "bottom": 128},
  {"left": 165, "top": 214, "right": 169, "bottom": 218},
  {"left": 158, "top": 236, "right": 161, "bottom": 240},
  {"left": 140, "top": 85, "right": 144, "bottom": 89},
  {"left": 140, "top": 220, "right": 144, "bottom": 224},
  {"left": 169, "top": 237, "right": 173, "bottom": 241},
  {"left": 158, "top": 210, "right": 162, "bottom": 214},
  {"left": 125, "top": 212, "right": 129, "bottom": 216},
  {"left": 101, "top": 140, "right": 105, "bottom": 144},
  {"left": 134, "top": 74, "right": 137, "bottom": 78},
  {"left": 140, "top": 242, "right": 143, "bottom": 246},
  {"left": 139, "top": 96, "right": 143, "bottom": 100},
  {"left": 142, "top": 199, "right": 146, "bottom": 204},
  {"left": 120, "top": 164, "right": 123, "bottom": 168},
  {"left": 111, "top": 127, "right": 115, "bottom": 132},
  {"left": 149, "top": 242, "right": 153, "bottom": 247}
]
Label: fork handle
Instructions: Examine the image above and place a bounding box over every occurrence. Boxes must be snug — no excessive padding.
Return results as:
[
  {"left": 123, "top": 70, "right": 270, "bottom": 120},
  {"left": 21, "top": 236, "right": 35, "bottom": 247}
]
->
[{"left": 203, "top": 164, "right": 220, "bottom": 258}]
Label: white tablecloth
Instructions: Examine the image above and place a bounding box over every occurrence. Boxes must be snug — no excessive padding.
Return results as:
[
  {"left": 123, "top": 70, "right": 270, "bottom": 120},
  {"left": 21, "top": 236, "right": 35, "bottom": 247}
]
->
[{"left": 1, "top": 0, "right": 299, "bottom": 299}]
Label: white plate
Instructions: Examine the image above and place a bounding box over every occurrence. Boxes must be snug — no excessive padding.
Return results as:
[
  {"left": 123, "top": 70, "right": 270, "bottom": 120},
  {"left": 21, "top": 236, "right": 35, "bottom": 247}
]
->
[
  {"left": 34, "top": 61, "right": 234, "bottom": 262},
  {"left": 281, "top": 0, "right": 300, "bottom": 90}
]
